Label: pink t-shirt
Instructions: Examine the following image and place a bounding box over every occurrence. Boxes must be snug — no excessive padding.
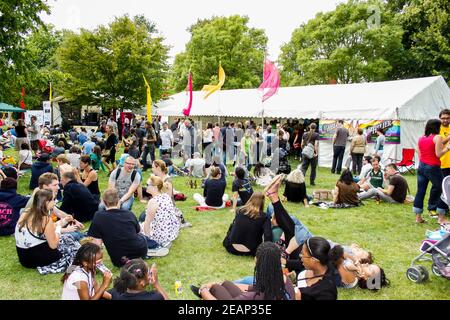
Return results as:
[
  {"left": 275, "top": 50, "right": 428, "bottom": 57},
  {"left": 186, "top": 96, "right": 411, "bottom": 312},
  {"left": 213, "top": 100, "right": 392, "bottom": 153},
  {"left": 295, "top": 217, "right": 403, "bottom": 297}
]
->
[{"left": 419, "top": 135, "right": 441, "bottom": 166}]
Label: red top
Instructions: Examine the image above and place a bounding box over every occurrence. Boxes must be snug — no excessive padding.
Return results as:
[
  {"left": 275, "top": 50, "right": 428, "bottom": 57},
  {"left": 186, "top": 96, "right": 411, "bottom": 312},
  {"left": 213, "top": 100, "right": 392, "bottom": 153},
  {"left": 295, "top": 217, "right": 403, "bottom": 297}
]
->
[{"left": 419, "top": 135, "right": 441, "bottom": 166}]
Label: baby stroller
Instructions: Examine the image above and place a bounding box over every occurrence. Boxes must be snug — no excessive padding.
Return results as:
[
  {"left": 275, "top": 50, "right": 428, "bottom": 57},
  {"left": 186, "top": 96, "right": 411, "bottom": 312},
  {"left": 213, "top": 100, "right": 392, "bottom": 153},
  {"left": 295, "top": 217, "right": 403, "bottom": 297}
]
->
[
  {"left": 406, "top": 230, "right": 450, "bottom": 283},
  {"left": 277, "top": 148, "right": 291, "bottom": 174}
]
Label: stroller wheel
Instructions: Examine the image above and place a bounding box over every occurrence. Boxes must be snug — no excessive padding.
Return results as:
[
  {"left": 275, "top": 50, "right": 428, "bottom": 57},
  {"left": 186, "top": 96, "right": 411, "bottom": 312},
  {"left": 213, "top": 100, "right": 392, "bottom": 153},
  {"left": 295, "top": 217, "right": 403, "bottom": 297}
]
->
[
  {"left": 406, "top": 266, "right": 428, "bottom": 283},
  {"left": 431, "top": 263, "right": 442, "bottom": 277}
]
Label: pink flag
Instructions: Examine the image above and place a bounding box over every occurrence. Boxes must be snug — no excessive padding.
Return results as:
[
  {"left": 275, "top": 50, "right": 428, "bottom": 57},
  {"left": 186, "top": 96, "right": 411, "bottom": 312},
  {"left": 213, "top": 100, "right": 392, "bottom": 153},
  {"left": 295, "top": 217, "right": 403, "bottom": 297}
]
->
[
  {"left": 182, "top": 73, "right": 193, "bottom": 117},
  {"left": 258, "top": 59, "right": 280, "bottom": 102}
]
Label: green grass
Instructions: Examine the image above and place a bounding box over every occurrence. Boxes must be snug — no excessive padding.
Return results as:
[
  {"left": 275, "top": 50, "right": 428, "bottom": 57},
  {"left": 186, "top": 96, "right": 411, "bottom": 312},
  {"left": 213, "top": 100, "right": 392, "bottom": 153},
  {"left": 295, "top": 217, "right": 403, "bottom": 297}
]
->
[{"left": 0, "top": 148, "right": 449, "bottom": 300}]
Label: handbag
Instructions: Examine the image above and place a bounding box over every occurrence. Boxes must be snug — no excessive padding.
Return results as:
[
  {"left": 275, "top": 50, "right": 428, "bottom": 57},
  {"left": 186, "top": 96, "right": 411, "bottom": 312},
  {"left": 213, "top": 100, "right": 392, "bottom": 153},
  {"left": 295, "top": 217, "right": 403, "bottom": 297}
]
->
[{"left": 302, "top": 143, "right": 315, "bottom": 159}]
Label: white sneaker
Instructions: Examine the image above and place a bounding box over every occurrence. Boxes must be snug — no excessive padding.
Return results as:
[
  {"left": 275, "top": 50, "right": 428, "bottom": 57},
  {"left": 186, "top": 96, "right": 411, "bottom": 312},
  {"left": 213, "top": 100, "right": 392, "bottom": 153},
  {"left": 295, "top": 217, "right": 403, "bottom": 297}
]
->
[
  {"left": 147, "top": 247, "right": 169, "bottom": 257},
  {"left": 180, "top": 221, "right": 192, "bottom": 228}
]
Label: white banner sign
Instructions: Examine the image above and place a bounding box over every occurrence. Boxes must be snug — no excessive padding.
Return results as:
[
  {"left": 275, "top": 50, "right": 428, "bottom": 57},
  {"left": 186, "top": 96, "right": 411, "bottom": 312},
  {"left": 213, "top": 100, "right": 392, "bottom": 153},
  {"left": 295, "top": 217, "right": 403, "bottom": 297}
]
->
[{"left": 43, "top": 101, "right": 52, "bottom": 126}]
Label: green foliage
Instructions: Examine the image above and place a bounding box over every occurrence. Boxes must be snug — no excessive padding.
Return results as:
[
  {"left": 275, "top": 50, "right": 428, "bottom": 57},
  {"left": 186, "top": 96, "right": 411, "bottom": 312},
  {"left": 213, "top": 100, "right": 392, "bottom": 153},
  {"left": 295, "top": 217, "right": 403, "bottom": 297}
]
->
[
  {"left": 0, "top": 0, "right": 50, "bottom": 105},
  {"left": 56, "top": 15, "right": 170, "bottom": 111},
  {"left": 279, "top": 0, "right": 407, "bottom": 86},
  {"left": 392, "top": 0, "right": 450, "bottom": 83},
  {"left": 170, "top": 15, "right": 268, "bottom": 92}
]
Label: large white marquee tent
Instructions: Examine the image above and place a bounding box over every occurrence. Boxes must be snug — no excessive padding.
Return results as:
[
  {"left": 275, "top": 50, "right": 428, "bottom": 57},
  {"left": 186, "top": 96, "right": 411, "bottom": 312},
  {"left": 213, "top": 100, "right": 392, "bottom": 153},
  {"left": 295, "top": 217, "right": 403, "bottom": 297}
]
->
[{"left": 155, "top": 76, "right": 450, "bottom": 167}]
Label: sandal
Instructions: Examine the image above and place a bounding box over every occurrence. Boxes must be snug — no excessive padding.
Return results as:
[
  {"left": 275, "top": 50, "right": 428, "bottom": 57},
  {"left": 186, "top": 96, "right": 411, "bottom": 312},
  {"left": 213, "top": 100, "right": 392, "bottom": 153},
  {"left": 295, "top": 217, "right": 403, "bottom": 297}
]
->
[{"left": 416, "top": 219, "right": 427, "bottom": 224}]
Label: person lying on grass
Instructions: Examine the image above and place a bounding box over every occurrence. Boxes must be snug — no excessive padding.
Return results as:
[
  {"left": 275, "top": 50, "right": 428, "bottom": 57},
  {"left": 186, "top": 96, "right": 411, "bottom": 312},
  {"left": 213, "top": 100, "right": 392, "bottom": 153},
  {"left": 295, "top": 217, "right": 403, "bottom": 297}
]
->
[
  {"left": 265, "top": 174, "right": 387, "bottom": 290},
  {"left": 61, "top": 242, "right": 112, "bottom": 300},
  {"left": 109, "top": 258, "right": 168, "bottom": 300},
  {"left": 191, "top": 242, "right": 296, "bottom": 300}
]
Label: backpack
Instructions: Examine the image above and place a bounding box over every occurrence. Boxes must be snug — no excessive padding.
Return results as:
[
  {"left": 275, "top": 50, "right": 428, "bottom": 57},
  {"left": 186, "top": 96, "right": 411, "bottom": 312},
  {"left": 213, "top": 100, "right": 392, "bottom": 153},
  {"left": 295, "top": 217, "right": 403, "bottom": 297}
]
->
[{"left": 115, "top": 167, "right": 137, "bottom": 184}]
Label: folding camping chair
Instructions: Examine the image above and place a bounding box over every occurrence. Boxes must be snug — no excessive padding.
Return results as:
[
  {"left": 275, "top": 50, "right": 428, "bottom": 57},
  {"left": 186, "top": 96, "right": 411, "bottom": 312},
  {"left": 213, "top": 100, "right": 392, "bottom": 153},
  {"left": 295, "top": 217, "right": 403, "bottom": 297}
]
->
[
  {"left": 440, "top": 175, "right": 450, "bottom": 207},
  {"left": 388, "top": 148, "right": 416, "bottom": 175}
]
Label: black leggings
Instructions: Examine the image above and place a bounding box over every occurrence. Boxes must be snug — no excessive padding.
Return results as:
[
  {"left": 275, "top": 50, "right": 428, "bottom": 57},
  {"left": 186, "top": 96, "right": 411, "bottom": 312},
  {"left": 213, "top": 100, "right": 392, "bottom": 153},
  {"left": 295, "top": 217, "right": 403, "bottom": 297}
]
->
[
  {"left": 272, "top": 200, "right": 303, "bottom": 271},
  {"left": 210, "top": 281, "right": 244, "bottom": 300}
]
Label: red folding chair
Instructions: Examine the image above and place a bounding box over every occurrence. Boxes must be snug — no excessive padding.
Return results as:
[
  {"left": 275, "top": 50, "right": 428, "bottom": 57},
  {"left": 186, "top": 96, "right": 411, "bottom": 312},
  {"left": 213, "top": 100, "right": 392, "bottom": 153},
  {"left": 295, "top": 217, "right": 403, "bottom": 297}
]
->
[{"left": 388, "top": 148, "right": 416, "bottom": 175}]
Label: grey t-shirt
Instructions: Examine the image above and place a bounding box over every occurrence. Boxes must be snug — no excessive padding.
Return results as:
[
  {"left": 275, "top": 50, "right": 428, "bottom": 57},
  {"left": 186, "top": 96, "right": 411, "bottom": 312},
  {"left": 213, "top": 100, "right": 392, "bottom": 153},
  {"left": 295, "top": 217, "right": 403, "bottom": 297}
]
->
[
  {"left": 28, "top": 123, "right": 39, "bottom": 141},
  {"left": 109, "top": 168, "right": 141, "bottom": 198},
  {"left": 334, "top": 127, "right": 349, "bottom": 146}
]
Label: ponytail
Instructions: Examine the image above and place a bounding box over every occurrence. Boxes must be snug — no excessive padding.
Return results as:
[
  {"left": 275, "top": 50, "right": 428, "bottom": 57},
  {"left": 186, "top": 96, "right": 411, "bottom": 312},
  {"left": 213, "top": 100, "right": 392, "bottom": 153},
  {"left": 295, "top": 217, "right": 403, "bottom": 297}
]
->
[
  {"left": 328, "top": 245, "right": 344, "bottom": 268},
  {"left": 113, "top": 258, "right": 148, "bottom": 294}
]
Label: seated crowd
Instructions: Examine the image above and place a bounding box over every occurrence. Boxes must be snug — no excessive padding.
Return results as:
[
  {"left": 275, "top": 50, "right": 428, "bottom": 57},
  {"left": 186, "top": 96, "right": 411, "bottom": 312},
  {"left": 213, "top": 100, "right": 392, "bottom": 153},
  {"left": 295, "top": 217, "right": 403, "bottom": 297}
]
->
[{"left": 1, "top": 116, "right": 449, "bottom": 301}]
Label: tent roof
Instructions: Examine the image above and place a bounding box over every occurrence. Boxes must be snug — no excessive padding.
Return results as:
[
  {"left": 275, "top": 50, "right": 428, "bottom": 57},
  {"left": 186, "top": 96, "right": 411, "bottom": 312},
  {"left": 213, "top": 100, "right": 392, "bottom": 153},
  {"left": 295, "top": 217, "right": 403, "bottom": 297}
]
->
[
  {"left": 155, "top": 76, "right": 450, "bottom": 120},
  {"left": 0, "top": 102, "right": 25, "bottom": 113}
]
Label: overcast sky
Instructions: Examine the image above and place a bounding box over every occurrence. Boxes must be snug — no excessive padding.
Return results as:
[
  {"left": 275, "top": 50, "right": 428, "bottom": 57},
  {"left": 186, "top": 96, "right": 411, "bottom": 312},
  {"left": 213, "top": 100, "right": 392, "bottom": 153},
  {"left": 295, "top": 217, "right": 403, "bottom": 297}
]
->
[{"left": 41, "top": 0, "right": 345, "bottom": 63}]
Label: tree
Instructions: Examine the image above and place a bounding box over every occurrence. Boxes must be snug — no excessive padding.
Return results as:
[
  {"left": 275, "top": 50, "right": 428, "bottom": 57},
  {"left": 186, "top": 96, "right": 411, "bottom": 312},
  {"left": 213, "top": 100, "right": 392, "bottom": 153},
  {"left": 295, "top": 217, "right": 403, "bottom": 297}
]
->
[
  {"left": 0, "top": 0, "right": 50, "bottom": 104},
  {"left": 56, "top": 15, "right": 170, "bottom": 111},
  {"left": 279, "top": 0, "right": 407, "bottom": 86},
  {"left": 391, "top": 0, "right": 450, "bottom": 83},
  {"left": 170, "top": 15, "right": 268, "bottom": 92}
]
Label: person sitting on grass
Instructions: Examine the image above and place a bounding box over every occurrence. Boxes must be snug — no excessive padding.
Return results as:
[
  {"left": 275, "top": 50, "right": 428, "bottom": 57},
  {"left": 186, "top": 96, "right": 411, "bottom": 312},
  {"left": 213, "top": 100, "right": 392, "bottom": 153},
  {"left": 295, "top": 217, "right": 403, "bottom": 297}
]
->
[
  {"left": 140, "top": 176, "right": 180, "bottom": 257},
  {"left": 26, "top": 173, "right": 84, "bottom": 237},
  {"left": 222, "top": 192, "right": 272, "bottom": 256},
  {"left": 88, "top": 188, "right": 148, "bottom": 267},
  {"left": 51, "top": 141, "right": 66, "bottom": 158},
  {"left": 358, "top": 163, "right": 409, "bottom": 205},
  {"left": 90, "top": 145, "right": 106, "bottom": 172},
  {"left": 60, "top": 171, "right": 99, "bottom": 223},
  {"left": 152, "top": 159, "right": 191, "bottom": 228},
  {"left": 186, "top": 152, "right": 206, "bottom": 178},
  {"left": 283, "top": 168, "right": 309, "bottom": 207},
  {"left": 193, "top": 167, "right": 229, "bottom": 209},
  {"left": 101, "top": 156, "right": 140, "bottom": 211},
  {"left": 358, "top": 156, "right": 383, "bottom": 191},
  {"left": 109, "top": 258, "right": 168, "bottom": 300},
  {"left": 0, "top": 178, "right": 29, "bottom": 236},
  {"left": 265, "top": 175, "right": 382, "bottom": 276},
  {"left": 355, "top": 155, "right": 373, "bottom": 183},
  {"left": 18, "top": 143, "right": 33, "bottom": 170},
  {"left": 253, "top": 163, "right": 275, "bottom": 187},
  {"left": 333, "top": 169, "right": 360, "bottom": 207},
  {"left": 29, "top": 153, "right": 53, "bottom": 190},
  {"left": 205, "top": 155, "right": 228, "bottom": 183},
  {"left": 15, "top": 189, "right": 80, "bottom": 274},
  {"left": 190, "top": 242, "right": 295, "bottom": 300},
  {"left": 73, "top": 155, "right": 101, "bottom": 202},
  {"left": 67, "top": 145, "right": 81, "bottom": 169},
  {"left": 230, "top": 166, "right": 254, "bottom": 213},
  {"left": 61, "top": 242, "right": 112, "bottom": 300}
]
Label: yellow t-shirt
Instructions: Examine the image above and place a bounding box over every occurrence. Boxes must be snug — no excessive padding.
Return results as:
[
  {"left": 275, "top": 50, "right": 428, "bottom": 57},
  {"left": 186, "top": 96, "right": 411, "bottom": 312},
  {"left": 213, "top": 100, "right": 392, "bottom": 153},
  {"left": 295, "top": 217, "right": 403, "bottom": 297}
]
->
[{"left": 440, "top": 126, "right": 450, "bottom": 168}]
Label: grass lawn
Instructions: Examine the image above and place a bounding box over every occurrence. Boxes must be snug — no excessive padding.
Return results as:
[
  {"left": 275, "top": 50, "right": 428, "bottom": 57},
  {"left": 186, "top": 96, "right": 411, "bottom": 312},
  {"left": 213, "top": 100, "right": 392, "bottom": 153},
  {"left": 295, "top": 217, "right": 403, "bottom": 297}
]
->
[{"left": 0, "top": 147, "right": 449, "bottom": 300}]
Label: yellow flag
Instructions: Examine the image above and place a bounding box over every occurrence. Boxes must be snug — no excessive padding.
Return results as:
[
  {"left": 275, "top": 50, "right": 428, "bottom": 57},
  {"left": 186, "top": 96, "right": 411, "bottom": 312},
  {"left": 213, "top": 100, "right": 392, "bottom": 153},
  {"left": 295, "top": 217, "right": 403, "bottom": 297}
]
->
[
  {"left": 202, "top": 62, "right": 226, "bottom": 99},
  {"left": 143, "top": 75, "right": 152, "bottom": 122},
  {"left": 49, "top": 82, "right": 52, "bottom": 101}
]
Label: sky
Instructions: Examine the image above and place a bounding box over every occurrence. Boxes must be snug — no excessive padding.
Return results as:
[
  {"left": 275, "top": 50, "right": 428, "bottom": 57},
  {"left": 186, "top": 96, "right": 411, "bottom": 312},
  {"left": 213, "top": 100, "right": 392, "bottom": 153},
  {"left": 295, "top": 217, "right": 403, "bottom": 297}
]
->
[{"left": 41, "top": 0, "right": 346, "bottom": 63}]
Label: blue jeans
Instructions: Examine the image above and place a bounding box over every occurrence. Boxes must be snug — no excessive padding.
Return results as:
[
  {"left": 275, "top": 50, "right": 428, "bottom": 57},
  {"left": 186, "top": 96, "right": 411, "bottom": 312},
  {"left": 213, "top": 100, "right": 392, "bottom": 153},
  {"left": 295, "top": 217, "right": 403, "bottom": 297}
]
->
[
  {"left": 332, "top": 146, "right": 345, "bottom": 173},
  {"left": 142, "top": 144, "right": 155, "bottom": 169},
  {"left": 99, "top": 196, "right": 134, "bottom": 211},
  {"left": 144, "top": 236, "right": 160, "bottom": 249},
  {"left": 234, "top": 276, "right": 254, "bottom": 285},
  {"left": 413, "top": 162, "right": 448, "bottom": 215},
  {"left": 65, "top": 231, "right": 86, "bottom": 242}
]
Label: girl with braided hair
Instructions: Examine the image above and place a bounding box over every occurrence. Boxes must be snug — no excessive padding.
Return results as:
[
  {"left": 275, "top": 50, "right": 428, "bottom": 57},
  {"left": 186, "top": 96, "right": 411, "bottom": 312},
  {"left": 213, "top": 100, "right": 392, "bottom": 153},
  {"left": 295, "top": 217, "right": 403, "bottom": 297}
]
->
[
  {"left": 190, "top": 242, "right": 295, "bottom": 300},
  {"left": 61, "top": 242, "right": 112, "bottom": 300},
  {"left": 110, "top": 258, "right": 168, "bottom": 300}
]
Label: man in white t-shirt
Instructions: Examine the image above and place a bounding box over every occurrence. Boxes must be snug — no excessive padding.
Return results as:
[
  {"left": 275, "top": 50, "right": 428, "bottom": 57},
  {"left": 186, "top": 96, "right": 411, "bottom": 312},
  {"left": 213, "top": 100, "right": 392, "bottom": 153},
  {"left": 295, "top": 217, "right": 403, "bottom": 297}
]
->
[
  {"left": 159, "top": 122, "right": 173, "bottom": 157},
  {"left": 186, "top": 152, "right": 206, "bottom": 178}
]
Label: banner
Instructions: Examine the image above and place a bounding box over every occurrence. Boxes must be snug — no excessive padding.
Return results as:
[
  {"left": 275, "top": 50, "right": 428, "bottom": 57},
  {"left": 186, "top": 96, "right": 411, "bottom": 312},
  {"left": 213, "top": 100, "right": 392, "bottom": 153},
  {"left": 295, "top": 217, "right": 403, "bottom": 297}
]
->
[
  {"left": 319, "top": 120, "right": 400, "bottom": 144},
  {"left": 43, "top": 101, "right": 52, "bottom": 126}
]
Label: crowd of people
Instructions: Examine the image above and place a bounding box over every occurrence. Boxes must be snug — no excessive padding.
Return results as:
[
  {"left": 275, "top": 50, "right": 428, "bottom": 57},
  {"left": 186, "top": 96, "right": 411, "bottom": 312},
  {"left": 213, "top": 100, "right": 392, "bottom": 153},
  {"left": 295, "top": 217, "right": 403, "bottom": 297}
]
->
[{"left": 0, "top": 108, "right": 449, "bottom": 300}]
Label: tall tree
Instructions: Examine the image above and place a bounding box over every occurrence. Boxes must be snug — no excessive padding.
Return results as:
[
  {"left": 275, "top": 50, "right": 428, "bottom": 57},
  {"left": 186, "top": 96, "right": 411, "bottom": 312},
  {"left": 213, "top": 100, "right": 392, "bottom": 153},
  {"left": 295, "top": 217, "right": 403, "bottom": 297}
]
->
[
  {"left": 0, "top": 0, "right": 50, "bottom": 104},
  {"left": 56, "top": 15, "right": 170, "bottom": 111},
  {"left": 391, "top": 0, "right": 449, "bottom": 83},
  {"left": 279, "top": 0, "right": 407, "bottom": 86},
  {"left": 170, "top": 15, "right": 268, "bottom": 92}
]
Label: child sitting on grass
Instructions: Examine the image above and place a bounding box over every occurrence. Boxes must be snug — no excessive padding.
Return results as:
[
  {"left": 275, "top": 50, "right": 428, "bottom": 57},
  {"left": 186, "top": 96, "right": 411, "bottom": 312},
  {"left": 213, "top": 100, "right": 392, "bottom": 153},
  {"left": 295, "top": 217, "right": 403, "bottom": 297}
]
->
[{"left": 61, "top": 242, "right": 113, "bottom": 300}]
